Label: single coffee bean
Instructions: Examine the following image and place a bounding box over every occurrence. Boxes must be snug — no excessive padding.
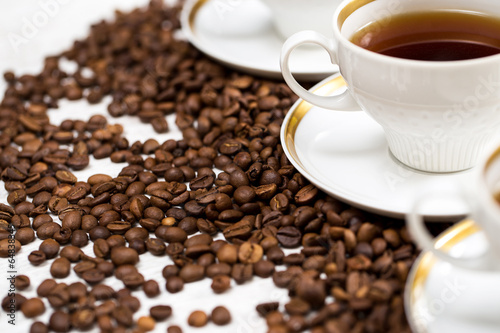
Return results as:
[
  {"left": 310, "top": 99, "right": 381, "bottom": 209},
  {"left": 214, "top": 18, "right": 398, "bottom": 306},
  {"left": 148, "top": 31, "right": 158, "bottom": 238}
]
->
[
  {"left": 30, "top": 321, "right": 49, "bottom": 333},
  {"left": 188, "top": 310, "right": 208, "bottom": 327},
  {"left": 256, "top": 302, "right": 280, "bottom": 317},
  {"left": 167, "top": 325, "right": 183, "bottom": 333},
  {"left": 137, "top": 316, "right": 156, "bottom": 332},
  {"left": 179, "top": 264, "right": 205, "bottom": 283},
  {"left": 39, "top": 238, "right": 60, "bottom": 259},
  {"left": 122, "top": 272, "right": 145, "bottom": 289},
  {"left": 21, "top": 297, "right": 45, "bottom": 318},
  {"left": 15, "top": 227, "right": 35, "bottom": 245},
  {"left": 238, "top": 242, "right": 263, "bottom": 264},
  {"left": 276, "top": 226, "right": 302, "bottom": 248},
  {"left": 111, "top": 246, "right": 139, "bottom": 266},
  {"left": 15, "top": 275, "right": 30, "bottom": 290},
  {"left": 82, "top": 268, "right": 105, "bottom": 284},
  {"left": 143, "top": 279, "right": 160, "bottom": 298},
  {"left": 36, "top": 279, "right": 57, "bottom": 297},
  {"left": 49, "top": 310, "right": 71, "bottom": 333},
  {"left": 2, "top": 293, "right": 26, "bottom": 311},
  {"left": 50, "top": 257, "right": 71, "bottom": 279},
  {"left": 212, "top": 306, "right": 231, "bottom": 325},
  {"left": 149, "top": 305, "right": 172, "bottom": 321},
  {"left": 166, "top": 276, "right": 184, "bottom": 293}
]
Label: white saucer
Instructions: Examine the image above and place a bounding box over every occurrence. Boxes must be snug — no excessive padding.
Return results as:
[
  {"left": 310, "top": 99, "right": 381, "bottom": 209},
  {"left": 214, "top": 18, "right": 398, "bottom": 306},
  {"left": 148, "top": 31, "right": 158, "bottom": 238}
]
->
[
  {"left": 180, "top": 0, "right": 338, "bottom": 81},
  {"left": 280, "top": 74, "right": 476, "bottom": 220},
  {"left": 405, "top": 220, "right": 500, "bottom": 333}
]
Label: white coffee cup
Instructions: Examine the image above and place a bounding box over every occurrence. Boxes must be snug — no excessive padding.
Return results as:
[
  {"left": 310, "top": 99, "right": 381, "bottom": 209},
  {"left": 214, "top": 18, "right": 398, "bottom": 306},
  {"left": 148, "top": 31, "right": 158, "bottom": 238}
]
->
[
  {"left": 280, "top": 0, "right": 500, "bottom": 173},
  {"left": 407, "top": 142, "right": 500, "bottom": 271},
  {"left": 259, "top": 0, "right": 343, "bottom": 39}
]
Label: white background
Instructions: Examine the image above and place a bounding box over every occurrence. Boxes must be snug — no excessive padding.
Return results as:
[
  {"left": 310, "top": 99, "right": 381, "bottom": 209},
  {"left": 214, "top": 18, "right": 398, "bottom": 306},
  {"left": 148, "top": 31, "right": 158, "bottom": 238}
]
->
[{"left": 0, "top": 1, "right": 290, "bottom": 332}]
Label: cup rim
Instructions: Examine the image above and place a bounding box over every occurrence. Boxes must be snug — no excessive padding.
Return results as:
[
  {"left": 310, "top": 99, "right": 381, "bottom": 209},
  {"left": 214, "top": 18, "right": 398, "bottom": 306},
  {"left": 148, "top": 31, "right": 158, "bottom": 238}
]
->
[{"left": 333, "top": 0, "right": 500, "bottom": 68}]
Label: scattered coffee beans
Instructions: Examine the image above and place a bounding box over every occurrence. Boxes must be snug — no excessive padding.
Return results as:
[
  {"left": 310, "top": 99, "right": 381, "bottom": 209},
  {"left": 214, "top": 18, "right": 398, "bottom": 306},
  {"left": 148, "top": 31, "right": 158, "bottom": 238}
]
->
[{"left": 0, "top": 1, "right": 447, "bottom": 332}]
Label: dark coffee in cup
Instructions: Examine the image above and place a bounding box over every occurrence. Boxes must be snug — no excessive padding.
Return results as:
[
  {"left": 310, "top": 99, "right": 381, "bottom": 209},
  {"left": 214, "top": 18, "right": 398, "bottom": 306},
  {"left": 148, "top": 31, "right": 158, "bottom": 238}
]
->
[{"left": 349, "top": 11, "right": 500, "bottom": 61}]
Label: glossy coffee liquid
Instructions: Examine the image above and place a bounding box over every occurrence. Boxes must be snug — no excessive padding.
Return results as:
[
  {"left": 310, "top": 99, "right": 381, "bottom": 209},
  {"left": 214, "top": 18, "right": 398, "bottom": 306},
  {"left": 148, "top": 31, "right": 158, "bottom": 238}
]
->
[{"left": 350, "top": 11, "right": 500, "bottom": 61}]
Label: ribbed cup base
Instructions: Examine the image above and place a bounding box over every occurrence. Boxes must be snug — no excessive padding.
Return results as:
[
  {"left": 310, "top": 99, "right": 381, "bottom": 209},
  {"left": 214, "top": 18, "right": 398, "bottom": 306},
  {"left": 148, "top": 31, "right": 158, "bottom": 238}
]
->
[{"left": 385, "top": 131, "right": 495, "bottom": 173}]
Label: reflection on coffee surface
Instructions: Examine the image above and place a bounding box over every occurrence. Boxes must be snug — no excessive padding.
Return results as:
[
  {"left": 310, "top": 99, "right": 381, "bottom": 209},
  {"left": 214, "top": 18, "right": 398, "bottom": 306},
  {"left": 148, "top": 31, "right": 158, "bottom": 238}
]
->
[{"left": 349, "top": 11, "right": 500, "bottom": 61}]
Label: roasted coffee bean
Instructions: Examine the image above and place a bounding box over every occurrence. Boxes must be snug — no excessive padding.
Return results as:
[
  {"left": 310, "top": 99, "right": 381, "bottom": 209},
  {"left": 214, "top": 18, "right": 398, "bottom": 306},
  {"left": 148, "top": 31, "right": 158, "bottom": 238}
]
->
[
  {"left": 188, "top": 310, "right": 208, "bottom": 327},
  {"left": 212, "top": 306, "right": 231, "bottom": 325},
  {"left": 276, "top": 226, "right": 302, "bottom": 248},
  {"left": 166, "top": 276, "right": 184, "bottom": 293},
  {"left": 82, "top": 268, "right": 105, "bottom": 284},
  {"left": 49, "top": 310, "right": 71, "bottom": 332},
  {"left": 232, "top": 263, "right": 253, "bottom": 284},
  {"left": 256, "top": 302, "right": 280, "bottom": 316},
  {"left": 146, "top": 238, "right": 166, "bottom": 255},
  {"left": 238, "top": 242, "right": 263, "bottom": 264},
  {"left": 39, "top": 238, "right": 60, "bottom": 259},
  {"left": 36, "top": 222, "right": 60, "bottom": 240},
  {"left": 179, "top": 264, "right": 205, "bottom": 283},
  {"left": 143, "top": 279, "right": 160, "bottom": 297},
  {"left": 93, "top": 238, "right": 110, "bottom": 258},
  {"left": 15, "top": 275, "right": 30, "bottom": 290},
  {"left": 121, "top": 272, "right": 145, "bottom": 290},
  {"left": 0, "top": 238, "right": 20, "bottom": 257},
  {"left": 254, "top": 260, "right": 275, "bottom": 278},
  {"left": 59, "top": 245, "right": 83, "bottom": 262},
  {"left": 21, "top": 297, "right": 45, "bottom": 318},
  {"left": 2, "top": 293, "right": 26, "bottom": 311},
  {"left": 150, "top": 305, "right": 172, "bottom": 321},
  {"left": 50, "top": 257, "right": 71, "bottom": 279},
  {"left": 167, "top": 325, "right": 183, "bottom": 333},
  {"left": 30, "top": 321, "right": 49, "bottom": 333},
  {"left": 15, "top": 227, "right": 35, "bottom": 244},
  {"left": 211, "top": 274, "right": 231, "bottom": 293},
  {"left": 71, "top": 230, "right": 89, "bottom": 247},
  {"left": 111, "top": 246, "right": 139, "bottom": 266}
]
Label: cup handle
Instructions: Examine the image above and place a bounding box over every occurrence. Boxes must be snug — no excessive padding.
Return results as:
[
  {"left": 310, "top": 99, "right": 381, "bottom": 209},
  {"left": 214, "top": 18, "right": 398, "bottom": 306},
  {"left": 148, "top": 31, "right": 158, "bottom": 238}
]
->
[
  {"left": 280, "top": 30, "right": 359, "bottom": 111},
  {"left": 406, "top": 192, "right": 492, "bottom": 271}
]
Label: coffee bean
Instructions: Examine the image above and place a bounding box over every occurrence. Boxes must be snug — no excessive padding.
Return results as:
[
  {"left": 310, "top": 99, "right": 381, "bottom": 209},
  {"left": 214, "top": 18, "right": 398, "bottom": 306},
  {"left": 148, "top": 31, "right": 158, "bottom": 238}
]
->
[
  {"left": 49, "top": 310, "right": 71, "bottom": 333},
  {"left": 167, "top": 325, "right": 183, "bottom": 333},
  {"left": 30, "top": 321, "right": 49, "bottom": 333},
  {"left": 238, "top": 242, "right": 263, "bottom": 264},
  {"left": 143, "top": 279, "right": 160, "bottom": 298},
  {"left": 111, "top": 246, "right": 139, "bottom": 266},
  {"left": 137, "top": 316, "right": 156, "bottom": 332},
  {"left": 2, "top": 293, "right": 26, "bottom": 311},
  {"left": 39, "top": 238, "right": 60, "bottom": 259},
  {"left": 150, "top": 305, "right": 172, "bottom": 321},
  {"left": 50, "top": 257, "right": 71, "bottom": 278},
  {"left": 15, "top": 275, "right": 30, "bottom": 290},
  {"left": 188, "top": 310, "right": 208, "bottom": 327},
  {"left": 256, "top": 302, "right": 280, "bottom": 317},
  {"left": 36, "top": 279, "right": 57, "bottom": 297},
  {"left": 254, "top": 260, "right": 275, "bottom": 278},
  {"left": 21, "top": 297, "right": 45, "bottom": 318},
  {"left": 82, "top": 268, "right": 105, "bottom": 284},
  {"left": 15, "top": 227, "right": 35, "bottom": 245},
  {"left": 276, "top": 226, "right": 302, "bottom": 248},
  {"left": 179, "top": 264, "right": 205, "bottom": 283},
  {"left": 211, "top": 274, "right": 231, "bottom": 294},
  {"left": 166, "top": 276, "right": 184, "bottom": 293},
  {"left": 212, "top": 306, "right": 231, "bottom": 325}
]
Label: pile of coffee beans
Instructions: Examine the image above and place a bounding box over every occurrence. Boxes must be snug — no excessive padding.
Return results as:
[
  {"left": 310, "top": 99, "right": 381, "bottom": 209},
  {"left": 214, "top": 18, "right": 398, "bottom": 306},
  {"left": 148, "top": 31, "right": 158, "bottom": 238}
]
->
[{"left": 0, "top": 0, "right": 453, "bottom": 332}]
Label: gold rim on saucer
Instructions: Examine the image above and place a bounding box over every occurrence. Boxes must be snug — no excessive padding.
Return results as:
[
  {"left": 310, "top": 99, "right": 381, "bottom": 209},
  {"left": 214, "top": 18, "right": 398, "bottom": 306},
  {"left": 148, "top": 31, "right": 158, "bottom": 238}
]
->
[
  {"left": 405, "top": 219, "right": 481, "bottom": 333},
  {"left": 283, "top": 74, "right": 347, "bottom": 170}
]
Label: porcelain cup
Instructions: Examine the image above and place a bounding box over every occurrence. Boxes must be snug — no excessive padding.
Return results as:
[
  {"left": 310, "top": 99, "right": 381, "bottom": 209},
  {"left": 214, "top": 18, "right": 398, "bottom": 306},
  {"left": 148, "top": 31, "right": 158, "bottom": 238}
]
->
[
  {"left": 259, "top": 0, "right": 343, "bottom": 39},
  {"left": 280, "top": 0, "right": 500, "bottom": 173},
  {"left": 407, "top": 142, "right": 500, "bottom": 271}
]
